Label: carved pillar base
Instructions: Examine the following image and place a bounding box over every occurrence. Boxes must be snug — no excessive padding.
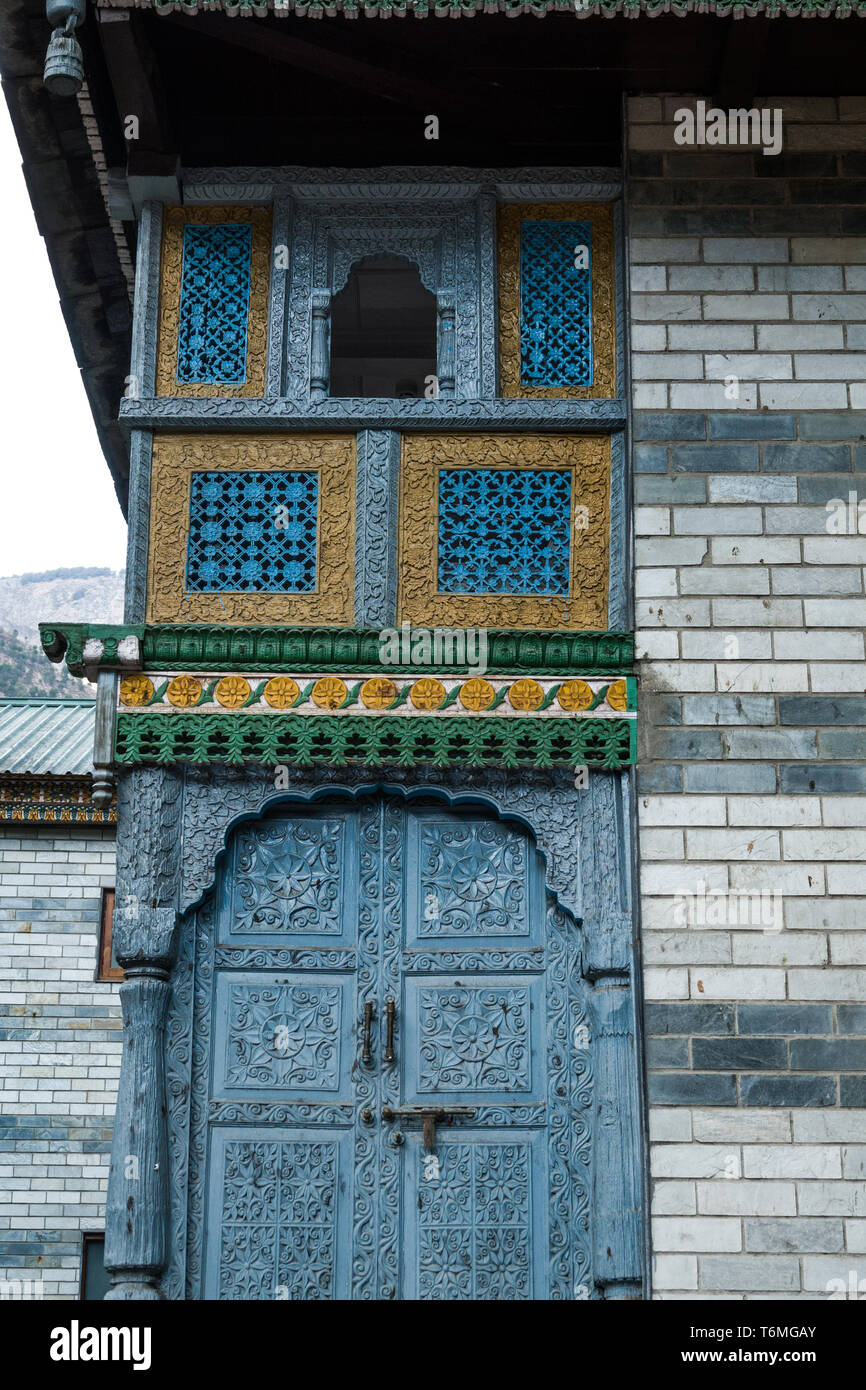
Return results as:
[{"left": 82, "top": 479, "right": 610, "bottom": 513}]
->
[
  {"left": 104, "top": 1270, "right": 164, "bottom": 1302},
  {"left": 599, "top": 1279, "right": 643, "bottom": 1300},
  {"left": 104, "top": 972, "right": 171, "bottom": 1301}
]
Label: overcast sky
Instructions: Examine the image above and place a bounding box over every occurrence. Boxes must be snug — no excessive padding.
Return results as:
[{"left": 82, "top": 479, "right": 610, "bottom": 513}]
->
[{"left": 0, "top": 100, "right": 127, "bottom": 579}]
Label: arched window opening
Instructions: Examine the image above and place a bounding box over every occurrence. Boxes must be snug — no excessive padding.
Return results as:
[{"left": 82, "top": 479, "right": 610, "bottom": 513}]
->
[{"left": 329, "top": 255, "right": 437, "bottom": 398}]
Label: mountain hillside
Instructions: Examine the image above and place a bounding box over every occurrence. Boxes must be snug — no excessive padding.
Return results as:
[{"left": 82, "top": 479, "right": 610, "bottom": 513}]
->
[{"left": 0, "top": 568, "right": 124, "bottom": 700}]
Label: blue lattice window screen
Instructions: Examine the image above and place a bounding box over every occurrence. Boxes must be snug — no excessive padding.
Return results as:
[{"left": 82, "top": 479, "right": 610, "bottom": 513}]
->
[
  {"left": 520, "top": 220, "right": 593, "bottom": 388},
  {"left": 186, "top": 471, "right": 318, "bottom": 593},
  {"left": 176, "top": 224, "right": 253, "bottom": 384},
  {"left": 437, "top": 468, "right": 572, "bottom": 597}
]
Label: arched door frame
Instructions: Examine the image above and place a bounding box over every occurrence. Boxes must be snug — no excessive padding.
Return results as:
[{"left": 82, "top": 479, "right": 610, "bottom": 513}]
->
[{"left": 147, "top": 766, "right": 646, "bottom": 1300}]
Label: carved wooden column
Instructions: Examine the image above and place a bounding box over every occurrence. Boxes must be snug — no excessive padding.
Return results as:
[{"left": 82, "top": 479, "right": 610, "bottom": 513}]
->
[
  {"left": 310, "top": 289, "right": 330, "bottom": 401},
  {"left": 436, "top": 291, "right": 456, "bottom": 398},
  {"left": 581, "top": 772, "right": 645, "bottom": 1299},
  {"left": 104, "top": 964, "right": 171, "bottom": 1299},
  {"left": 590, "top": 983, "right": 643, "bottom": 1299},
  {"left": 104, "top": 768, "right": 182, "bottom": 1300}
]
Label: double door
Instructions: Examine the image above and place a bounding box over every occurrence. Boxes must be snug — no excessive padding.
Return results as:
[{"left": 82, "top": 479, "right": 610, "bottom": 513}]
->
[{"left": 200, "top": 794, "right": 589, "bottom": 1299}]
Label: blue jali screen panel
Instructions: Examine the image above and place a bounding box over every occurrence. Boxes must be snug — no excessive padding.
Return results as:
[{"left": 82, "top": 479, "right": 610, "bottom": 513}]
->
[
  {"left": 519, "top": 220, "right": 592, "bottom": 388},
  {"left": 186, "top": 470, "right": 319, "bottom": 593},
  {"left": 177, "top": 224, "right": 253, "bottom": 384},
  {"left": 437, "top": 467, "right": 572, "bottom": 597}
]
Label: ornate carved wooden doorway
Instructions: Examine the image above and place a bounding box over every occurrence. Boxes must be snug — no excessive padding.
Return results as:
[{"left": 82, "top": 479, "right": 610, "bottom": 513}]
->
[{"left": 192, "top": 793, "right": 592, "bottom": 1300}]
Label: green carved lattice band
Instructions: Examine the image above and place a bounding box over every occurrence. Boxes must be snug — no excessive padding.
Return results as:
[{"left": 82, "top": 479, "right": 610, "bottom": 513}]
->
[{"left": 115, "top": 713, "right": 635, "bottom": 769}]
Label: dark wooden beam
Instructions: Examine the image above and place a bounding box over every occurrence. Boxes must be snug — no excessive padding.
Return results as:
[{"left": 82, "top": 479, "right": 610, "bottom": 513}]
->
[
  {"left": 714, "top": 16, "right": 771, "bottom": 108},
  {"left": 164, "top": 11, "right": 506, "bottom": 125},
  {"left": 97, "top": 9, "right": 179, "bottom": 192}
]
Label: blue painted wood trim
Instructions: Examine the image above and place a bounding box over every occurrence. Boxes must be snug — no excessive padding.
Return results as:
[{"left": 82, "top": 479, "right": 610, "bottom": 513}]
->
[
  {"left": 266, "top": 198, "right": 291, "bottom": 399},
  {"left": 355, "top": 430, "right": 400, "bottom": 628},
  {"left": 129, "top": 202, "right": 161, "bottom": 399},
  {"left": 477, "top": 188, "right": 499, "bottom": 398},
  {"left": 118, "top": 398, "right": 628, "bottom": 430},
  {"left": 181, "top": 167, "right": 622, "bottom": 201},
  {"left": 124, "top": 431, "right": 153, "bottom": 626}
]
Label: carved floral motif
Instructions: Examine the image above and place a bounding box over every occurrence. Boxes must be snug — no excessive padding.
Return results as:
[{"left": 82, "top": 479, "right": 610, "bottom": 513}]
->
[
  {"left": 156, "top": 206, "right": 272, "bottom": 399},
  {"left": 146, "top": 434, "right": 355, "bottom": 625},
  {"left": 398, "top": 434, "right": 611, "bottom": 631},
  {"left": 498, "top": 202, "right": 616, "bottom": 400}
]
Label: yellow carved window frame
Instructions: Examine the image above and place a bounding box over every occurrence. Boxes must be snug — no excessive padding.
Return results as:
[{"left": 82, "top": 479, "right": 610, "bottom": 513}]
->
[
  {"left": 155, "top": 205, "right": 272, "bottom": 398},
  {"left": 497, "top": 202, "right": 617, "bottom": 399},
  {"left": 398, "top": 433, "right": 610, "bottom": 632},
  {"left": 146, "top": 434, "right": 356, "bottom": 625}
]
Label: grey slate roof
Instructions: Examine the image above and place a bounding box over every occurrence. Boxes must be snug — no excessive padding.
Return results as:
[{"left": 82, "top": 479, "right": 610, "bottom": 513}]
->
[{"left": 0, "top": 700, "right": 96, "bottom": 777}]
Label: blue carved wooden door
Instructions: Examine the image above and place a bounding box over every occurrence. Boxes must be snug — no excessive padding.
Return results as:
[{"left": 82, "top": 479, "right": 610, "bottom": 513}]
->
[{"left": 198, "top": 796, "right": 591, "bottom": 1300}]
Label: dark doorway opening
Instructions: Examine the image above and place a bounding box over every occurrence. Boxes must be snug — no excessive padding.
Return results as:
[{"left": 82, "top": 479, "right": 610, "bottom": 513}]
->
[{"left": 329, "top": 255, "right": 438, "bottom": 399}]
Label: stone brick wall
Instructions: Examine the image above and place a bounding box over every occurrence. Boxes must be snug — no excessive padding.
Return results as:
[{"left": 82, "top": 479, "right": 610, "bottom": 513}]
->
[
  {"left": 628, "top": 95, "right": 866, "bottom": 1299},
  {"left": 0, "top": 826, "right": 119, "bottom": 1300}
]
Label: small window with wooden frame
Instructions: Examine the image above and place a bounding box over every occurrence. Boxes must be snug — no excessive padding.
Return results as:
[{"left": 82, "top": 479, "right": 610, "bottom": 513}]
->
[{"left": 97, "top": 888, "right": 123, "bottom": 983}]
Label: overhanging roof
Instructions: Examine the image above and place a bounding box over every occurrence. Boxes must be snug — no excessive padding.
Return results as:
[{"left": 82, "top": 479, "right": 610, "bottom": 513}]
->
[
  {"left": 95, "top": 0, "right": 866, "bottom": 16},
  {"left": 0, "top": 699, "right": 97, "bottom": 776},
  {"left": 3, "top": 0, "right": 866, "bottom": 522}
]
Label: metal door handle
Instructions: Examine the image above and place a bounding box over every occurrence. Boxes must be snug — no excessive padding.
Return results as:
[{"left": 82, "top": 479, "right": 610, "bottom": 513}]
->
[
  {"left": 384, "top": 998, "right": 396, "bottom": 1063},
  {"left": 361, "top": 1000, "right": 374, "bottom": 1067},
  {"left": 381, "top": 1105, "right": 477, "bottom": 1151}
]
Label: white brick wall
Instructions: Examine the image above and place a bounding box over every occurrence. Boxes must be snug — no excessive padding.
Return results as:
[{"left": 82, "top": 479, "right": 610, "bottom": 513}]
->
[
  {"left": 629, "top": 95, "right": 866, "bottom": 1300},
  {"left": 0, "top": 827, "right": 119, "bottom": 1299}
]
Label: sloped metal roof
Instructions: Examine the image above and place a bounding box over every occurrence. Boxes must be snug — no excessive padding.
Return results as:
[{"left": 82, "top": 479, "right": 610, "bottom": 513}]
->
[{"left": 0, "top": 700, "right": 96, "bottom": 777}]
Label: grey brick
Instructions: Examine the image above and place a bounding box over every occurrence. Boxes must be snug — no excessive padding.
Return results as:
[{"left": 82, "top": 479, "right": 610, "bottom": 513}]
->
[
  {"left": 758, "top": 265, "right": 845, "bottom": 291},
  {"left": 665, "top": 210, "right": 753, "bottom": 235},
  {"left": 635, "top": 476, "right": 707, "bottom": 503},
  {"left": 800, "top": 412, "right": 866, "bottom": 441},
  {"left": 741, "top": 1074, "right": 836, "bottom": 1107},
  {"left": 692, "top": 1038, "right": 787, "bottom": 1070},
  {"left": 838, "top": 1006, "right": 866, "bottom": 1035},
  {"left": 818, "top": 730, "right": 866, "bottom": 759},
  {"left": 781, "top": 765, "right": 866, "bottom": 794},
  {"left": 645, "top": 1003, "right": 735, "bottom": 1037},
  {"left": 745, "top": 1218, "right": 843, "bottom": 1254},
  {"left": 791, "top": 1040, "right": 866, "bottom": 1071},
  {"left": 668, "top": 265, "right": 754, "bottom": 291},
  {"left": 634, "top": 412, "right": 706, "bottom": 442},
  {"left": 763, "top": 443, "right": 853, "bottom": 473},
  {"left": 841, "top": 1077, "right": 866, "bottom": 1106},
  {"left": 754, "top": 208, "right": 841, "bottom": 235},
  {"left": 723, "top": 729, "right": 818, "bottom": 760},
  {"left": 655, "top": 731, "right": 724, "bottom": 760},
  {"left": 636, "top": 766, "right": 683, "bottom": 793},
  {"left": 648, "top": 1073, "right": 738, "bottom": 1106},
  {"left": 634, "top": 444, "right": 669, "bottom": 474},
  {"left": 855, "top": 446, "right": 866, "bottom": 470},
  {"left": 685, "top": 764, "right": 777, "bottom": 794},
  {"left": 708, "top": 413, "right": 796, "bottom": 441},
  {"left": 670, "top": 444, "right": 759, "bottom": 473},
  {"left": 799, "top": 474, "right": 857, "bottom": 503},
  {"left": 647, "top": 696, "right": 683, "bottom": 727},
  {"left": 646, "top": 1037, "right": 690, "bottom": 1069},
  {"left": 779, "top": 696, "right": 866, "bottom": 725},
  {"left": 739, "top": 1004, "right": 833, "bottom": 1036},
  {"left": 681, "top": 696, "right": 776, "bottom": 726},
  {"left": 700, "top": 1256, "right": 800, "bottom": 1291}
]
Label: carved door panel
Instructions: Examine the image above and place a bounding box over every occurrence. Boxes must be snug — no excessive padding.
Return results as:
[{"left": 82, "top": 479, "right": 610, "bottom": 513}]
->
[
  {"left": 382, "top": 806, "right": 589, "bottom": 1300},
  {"left": 198, "top": 797, "right": 591, "bottom": 1300},
  {"left": 201, "top": 806, "right": 369, "bottom": 1299}
]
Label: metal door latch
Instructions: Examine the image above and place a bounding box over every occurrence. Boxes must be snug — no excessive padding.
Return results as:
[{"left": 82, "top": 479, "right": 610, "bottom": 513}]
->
[{"left": 381, "top": 1105, "right": 477, "bottom": 1151}]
